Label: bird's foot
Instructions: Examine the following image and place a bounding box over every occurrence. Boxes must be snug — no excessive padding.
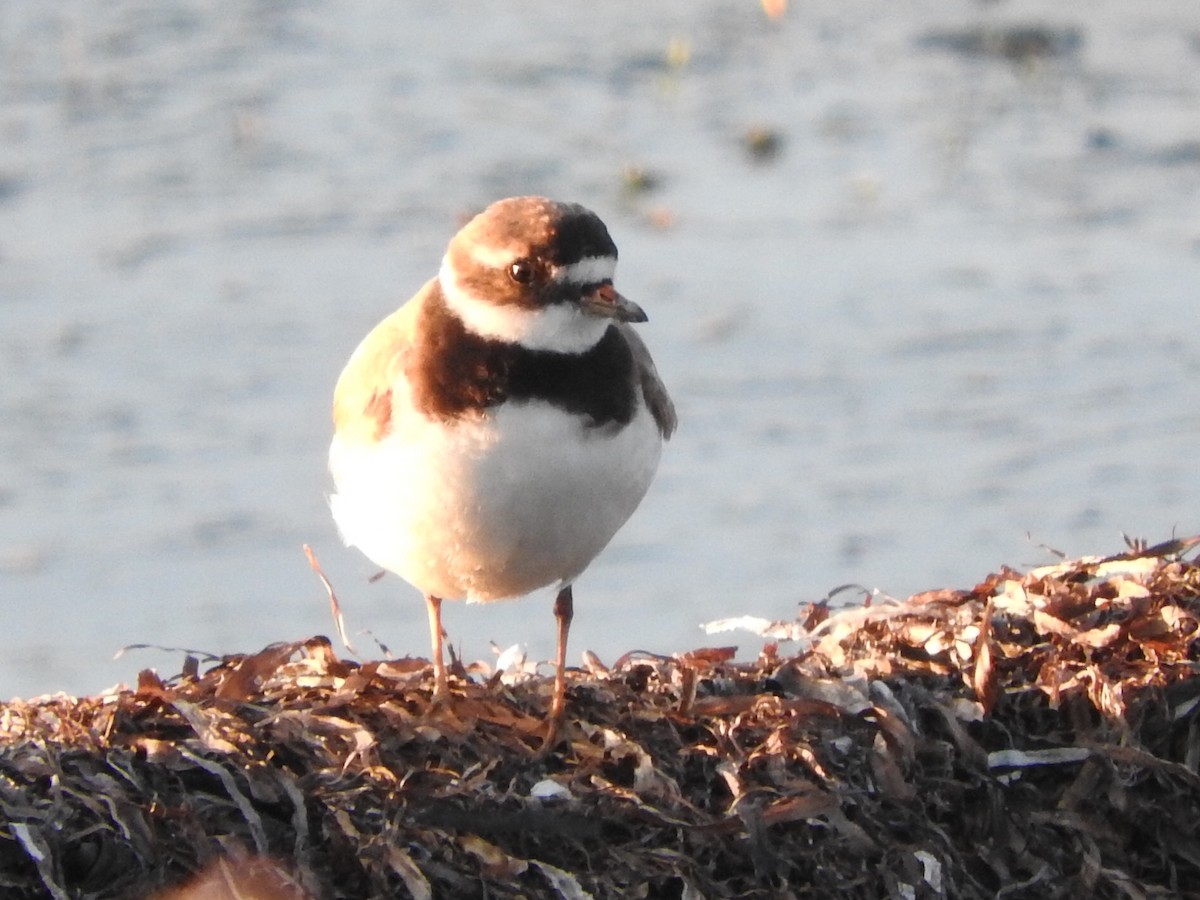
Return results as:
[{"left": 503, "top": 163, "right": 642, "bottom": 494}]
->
[{"left": 535, "top": 716, "right": 565, "bottom": 758}]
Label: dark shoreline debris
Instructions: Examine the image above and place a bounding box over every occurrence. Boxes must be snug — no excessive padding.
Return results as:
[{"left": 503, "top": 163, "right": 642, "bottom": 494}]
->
[{"left": 3, "top": 536, "right": 1200, "bottom": 898}]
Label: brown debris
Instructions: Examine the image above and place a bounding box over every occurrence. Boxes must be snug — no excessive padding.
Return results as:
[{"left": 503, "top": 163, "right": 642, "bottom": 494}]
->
[{"left": 4, "top": 538, "right": 1200, "bottom": 898}]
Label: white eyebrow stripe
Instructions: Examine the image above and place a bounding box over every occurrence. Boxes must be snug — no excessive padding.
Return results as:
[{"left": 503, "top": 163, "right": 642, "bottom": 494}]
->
[
  {"left": 553, "top": 256, "right": 616, "bottom": 285},
  {"left": 469, "top": 242, "right": 521, "bottom": 269}
]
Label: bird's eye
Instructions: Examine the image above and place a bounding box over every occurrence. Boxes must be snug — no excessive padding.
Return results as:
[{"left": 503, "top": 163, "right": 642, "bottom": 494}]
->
[{"left": 508, "top": 259, "right": 535, "bottom": 284}]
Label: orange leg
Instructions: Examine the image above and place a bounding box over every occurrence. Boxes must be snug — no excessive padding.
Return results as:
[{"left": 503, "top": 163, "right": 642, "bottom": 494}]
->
[
  {"left": 542, "top": 585, "right": 574, "bottom": 749},
  {"left": 424, "top": 594, "right": 450, "bottom": 701}
]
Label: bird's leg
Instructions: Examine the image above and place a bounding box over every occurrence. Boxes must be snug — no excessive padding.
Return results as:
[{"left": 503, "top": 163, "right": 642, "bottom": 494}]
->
[
  {"left": 542, "top": 584, "right": 574, "bottom": 750},
  {"left": 424, "top": 593, "right": 450, "bottom": 702}
]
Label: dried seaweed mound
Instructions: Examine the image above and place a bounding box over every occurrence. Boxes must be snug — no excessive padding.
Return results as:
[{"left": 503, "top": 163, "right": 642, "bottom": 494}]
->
[{"left": 3, "top": 538, "right": 1200, "bottom": 899}]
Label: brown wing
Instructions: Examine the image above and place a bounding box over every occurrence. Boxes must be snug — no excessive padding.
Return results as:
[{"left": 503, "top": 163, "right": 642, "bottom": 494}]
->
[
  {"left": 618, "top": 324, "right": 677, "bottom": 440},
  {"left": 332, "top": 281, "right": 433, "bottom": 445}
]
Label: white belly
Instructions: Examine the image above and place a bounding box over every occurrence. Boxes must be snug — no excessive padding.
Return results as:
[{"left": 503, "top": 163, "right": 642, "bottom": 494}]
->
[{"left": 329, "top": 400, "right": 662, "bottom": 602}]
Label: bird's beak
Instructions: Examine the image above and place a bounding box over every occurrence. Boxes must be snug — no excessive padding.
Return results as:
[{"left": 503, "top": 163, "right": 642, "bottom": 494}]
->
[{"left": 578, "top": 282, "right": 648, "bottom": 323}]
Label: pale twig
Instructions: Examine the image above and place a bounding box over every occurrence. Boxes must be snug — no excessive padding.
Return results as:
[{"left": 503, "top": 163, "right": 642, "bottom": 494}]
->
[{"left": 303, "top": 544, "right": 356, "bottom": 655}]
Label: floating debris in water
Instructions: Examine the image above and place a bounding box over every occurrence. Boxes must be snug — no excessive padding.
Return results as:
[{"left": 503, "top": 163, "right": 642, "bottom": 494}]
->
[
  {"left": 743, "top": 126, "right": 784, "bottom": 164},
  {"left": 620, "top": 164, "right": 662, "bottom": 196},
  {"left": 917, "top": 24, "right": 1084, "bottom": 63}
]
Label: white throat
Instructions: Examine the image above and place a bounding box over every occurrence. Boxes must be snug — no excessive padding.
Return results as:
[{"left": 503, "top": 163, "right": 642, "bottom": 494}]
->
[{"left": 439, "top": 255, "right": 613, "bottom": 353}]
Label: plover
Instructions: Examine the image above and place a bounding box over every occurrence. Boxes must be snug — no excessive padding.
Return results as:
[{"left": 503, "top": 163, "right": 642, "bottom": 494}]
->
[{"left": 329, "top": 196, "right": 675, "bottom": 744}]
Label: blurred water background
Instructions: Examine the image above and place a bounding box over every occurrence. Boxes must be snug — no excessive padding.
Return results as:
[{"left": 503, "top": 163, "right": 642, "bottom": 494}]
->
[{"left": 2, "top": 1, "right": 1200, "bottom": 699}]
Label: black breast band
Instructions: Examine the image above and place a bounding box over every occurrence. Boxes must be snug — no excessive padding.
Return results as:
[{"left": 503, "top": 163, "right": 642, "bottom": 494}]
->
[{"left": 410, "top": 291, "right": 638, "bottom": 428}]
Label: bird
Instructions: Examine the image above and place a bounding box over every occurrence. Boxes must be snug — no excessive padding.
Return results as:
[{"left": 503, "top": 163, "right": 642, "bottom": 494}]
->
[{"left": 328, "top": 196, "right": 676, "bottom": 746}]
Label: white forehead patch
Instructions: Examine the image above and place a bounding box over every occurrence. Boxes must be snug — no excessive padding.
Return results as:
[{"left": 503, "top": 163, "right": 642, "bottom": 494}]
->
[
  {"left": 553, "top": 256, "right": 617, "bottom": 286},
  {"left": 439, "top": 255, "right": 611, "bottom": 354}
]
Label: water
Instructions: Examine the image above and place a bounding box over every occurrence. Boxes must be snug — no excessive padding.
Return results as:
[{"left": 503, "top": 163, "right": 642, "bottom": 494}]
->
[{"left": 2, "top": 0, "right": 1199, "bottom": 700}]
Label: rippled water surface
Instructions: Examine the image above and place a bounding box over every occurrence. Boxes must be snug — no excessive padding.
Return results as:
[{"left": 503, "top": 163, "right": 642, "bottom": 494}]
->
[{"left": 3, "top": 1, "right": 1200, "bottom": 698}]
